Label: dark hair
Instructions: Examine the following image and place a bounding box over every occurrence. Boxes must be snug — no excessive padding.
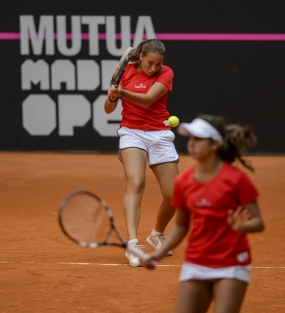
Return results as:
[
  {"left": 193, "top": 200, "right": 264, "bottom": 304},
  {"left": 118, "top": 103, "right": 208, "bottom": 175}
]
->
[
  {"left": 198, "top": 114, "right": 257, "bottom": 171},
  {"left": 130, "top": 39, "right": 165, "bottom": 62}
]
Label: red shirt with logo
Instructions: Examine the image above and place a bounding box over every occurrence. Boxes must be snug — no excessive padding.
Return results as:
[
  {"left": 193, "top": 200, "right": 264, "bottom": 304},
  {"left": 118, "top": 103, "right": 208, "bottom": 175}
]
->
[
  {"left": 119, "top": 63, "right": 173, "bottom": 130},
  {"left": 172, "top": 162, "right": 259, "bottom": 268}
]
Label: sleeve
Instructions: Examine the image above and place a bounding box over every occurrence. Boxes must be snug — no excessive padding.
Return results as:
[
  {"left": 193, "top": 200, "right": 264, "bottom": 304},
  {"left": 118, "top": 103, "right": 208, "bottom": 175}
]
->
[
  {"left": 171, "top": 175, "right": 187, "bottom": 210},
  {"left": 155, "top": 66, "right": 173, "bottom": 91},
  {"left": 237, "top": 172, "right": 259, "bottom": 205}
]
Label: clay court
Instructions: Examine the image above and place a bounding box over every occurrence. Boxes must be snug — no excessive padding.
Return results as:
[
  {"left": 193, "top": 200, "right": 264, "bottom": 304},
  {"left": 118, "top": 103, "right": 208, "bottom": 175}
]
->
[{"left": 0, "top": 153, "right": 284, "bottom": 312}]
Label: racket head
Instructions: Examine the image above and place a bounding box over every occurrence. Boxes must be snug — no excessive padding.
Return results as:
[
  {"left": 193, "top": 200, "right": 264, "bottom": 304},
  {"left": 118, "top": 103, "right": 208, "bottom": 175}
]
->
[
  {"left": 58, "top": 190, "right": 152, "bottom": 266},
  {"left": 58, "top": 190, "right": 118, "bottom": 248},
  {"left": 111, "top": 47, "right": 133, "bottom": 85}
]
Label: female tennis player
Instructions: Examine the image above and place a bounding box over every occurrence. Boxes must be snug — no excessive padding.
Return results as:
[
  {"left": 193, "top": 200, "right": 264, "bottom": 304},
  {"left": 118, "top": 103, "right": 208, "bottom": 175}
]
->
[
  {"left": 141, "top": 114, "right": 265, "bottom": 313},
  {"left": 104, "top": 39, "right": 179, "bottom": 267}
]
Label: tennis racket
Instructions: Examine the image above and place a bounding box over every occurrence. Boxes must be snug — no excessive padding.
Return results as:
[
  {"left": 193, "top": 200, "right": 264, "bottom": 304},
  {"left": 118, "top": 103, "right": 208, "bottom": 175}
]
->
[
  {"left": 111, "top": 47, "right": 133, "bottom": 86},
  {"left": 58, "top": 190, "right": 147, "bottom": 263}
]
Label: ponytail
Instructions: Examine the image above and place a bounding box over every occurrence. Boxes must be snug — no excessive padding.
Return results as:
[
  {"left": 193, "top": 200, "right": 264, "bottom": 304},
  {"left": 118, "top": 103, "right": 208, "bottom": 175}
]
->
[
  {"left": 219, "top": 124, "right": 257, "bottom": 171},
  {"left": 198, "top": 115, "right": 257, "bottom": 171}
]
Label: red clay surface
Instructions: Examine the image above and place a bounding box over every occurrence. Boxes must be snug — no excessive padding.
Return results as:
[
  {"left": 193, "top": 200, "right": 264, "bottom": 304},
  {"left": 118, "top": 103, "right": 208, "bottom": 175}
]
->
[{"left": 0, "top": 153, "right": 284, "bottom": 312}]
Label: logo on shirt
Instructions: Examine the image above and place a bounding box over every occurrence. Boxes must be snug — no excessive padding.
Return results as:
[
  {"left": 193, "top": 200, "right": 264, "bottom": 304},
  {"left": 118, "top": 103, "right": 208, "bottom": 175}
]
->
[
  {"left": 135, "top": 83, "right": 147, "bottom": 89},
  {"left": 237, "top": 251, "right": 249, "bottom": 263},
  {"left": 195, "top": 198, "right": 212, "bottom": 207}
]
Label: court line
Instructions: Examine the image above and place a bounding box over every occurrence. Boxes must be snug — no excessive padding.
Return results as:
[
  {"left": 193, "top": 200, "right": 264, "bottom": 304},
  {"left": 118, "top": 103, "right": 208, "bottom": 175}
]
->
[
  {"left": 1, "top": 261, "right": 284, "bottom": 268},
  {"left": 57, "top": 262, "right": 179, "bottom": 267},
  {"left": 0, "top": 261, "right": 178, "bottom": 267},
  {"left": 253, "top": 266, "right": 285, "bottom": 269}
]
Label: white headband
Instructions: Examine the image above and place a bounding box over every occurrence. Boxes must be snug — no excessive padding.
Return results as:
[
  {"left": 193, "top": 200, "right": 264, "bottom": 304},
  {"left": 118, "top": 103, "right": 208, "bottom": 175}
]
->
[{"left": 177, "top": 118, "right": 224, "bottom": 144}]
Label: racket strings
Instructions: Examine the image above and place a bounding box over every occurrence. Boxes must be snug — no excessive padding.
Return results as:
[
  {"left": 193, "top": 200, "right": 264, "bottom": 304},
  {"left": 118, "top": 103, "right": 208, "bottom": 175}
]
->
[{"left": 61, "top": 194, "right": 111, "bottom": 244}]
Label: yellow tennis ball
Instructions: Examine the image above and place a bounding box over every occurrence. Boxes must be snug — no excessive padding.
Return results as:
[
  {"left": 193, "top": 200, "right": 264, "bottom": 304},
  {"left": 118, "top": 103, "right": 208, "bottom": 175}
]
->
[{"left": 168, "top": 116, "right": 180, "bottom": 127}]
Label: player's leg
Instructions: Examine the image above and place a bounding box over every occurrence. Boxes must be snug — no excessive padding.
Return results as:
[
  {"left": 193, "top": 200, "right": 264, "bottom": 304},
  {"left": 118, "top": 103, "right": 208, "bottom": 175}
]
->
[
  {"left": 151, "top": 161, "right": 179, "bottom": 232},
  {"left": 121, "top": 148, "right": 148, "bottom": 266},
  {"left": 147, "top": 161, "right": 178, "bottom": 255},
  {"left": 120, "top": 147, "right": 148, "bottom": 240},
  {"left": 212, "top": 279, "right": 248, "bottom": 313},
  {"left": 174, "top": 280, "right": 212, "bottom": 313},
  {"left": 146, "top": 129, "right": 179, "bottom": 254}
]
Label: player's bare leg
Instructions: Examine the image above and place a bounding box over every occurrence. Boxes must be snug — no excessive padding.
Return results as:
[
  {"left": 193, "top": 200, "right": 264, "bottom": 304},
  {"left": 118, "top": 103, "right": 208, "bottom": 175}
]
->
[
  {"left": 120, "top": 148, "right": 148, "bottom": 240},
  {"left": 174, "top": 280, "right": 212, "bottom": 313},
  {"left": 151, "top": 162, "right": 179, "bottom": 232},
  {"left": 213, "top": 279, "right": 247, "bottom": 313}
]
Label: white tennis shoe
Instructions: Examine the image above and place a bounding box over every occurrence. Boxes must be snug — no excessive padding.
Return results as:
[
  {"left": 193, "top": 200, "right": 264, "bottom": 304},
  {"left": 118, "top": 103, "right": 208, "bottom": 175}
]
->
[
  {"left": 146, "top": 230, "right": 172, "bottom": 256},
  {"left": 125, "top": 240, "right": 145, "bottom": 267}
]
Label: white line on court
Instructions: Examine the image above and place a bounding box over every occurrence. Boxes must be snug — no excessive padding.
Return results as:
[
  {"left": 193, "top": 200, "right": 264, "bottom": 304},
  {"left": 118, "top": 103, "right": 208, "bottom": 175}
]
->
[
  {"left": 253, "top": 266, "right": 285, "bottom": 269},
  {"left": 1, "top": 261, "right": 285, "bottom": 268},
  {"left": 57, "top": 262, "right": 179, "bottom": 266}
]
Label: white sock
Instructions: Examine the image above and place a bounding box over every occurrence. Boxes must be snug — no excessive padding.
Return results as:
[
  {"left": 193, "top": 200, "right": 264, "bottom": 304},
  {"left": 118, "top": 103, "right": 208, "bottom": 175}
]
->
[{"left": 152, "top": 229, "right": 164, "bottom": 236}]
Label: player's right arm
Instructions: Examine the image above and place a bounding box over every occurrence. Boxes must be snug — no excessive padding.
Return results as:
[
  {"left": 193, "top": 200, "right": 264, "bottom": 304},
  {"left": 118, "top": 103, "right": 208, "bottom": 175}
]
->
[{"left": 142, "top": 208, "right": 190, "bottom": 269}]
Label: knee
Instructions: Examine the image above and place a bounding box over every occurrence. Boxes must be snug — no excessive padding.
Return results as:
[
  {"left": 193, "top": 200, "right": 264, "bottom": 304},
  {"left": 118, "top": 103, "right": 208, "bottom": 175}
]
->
[
  {"left": 126, "top": 179, "right": 145, "bottom": 194},
  {"left": 162, "top": 192, "right": 173, "bottom": 205}
]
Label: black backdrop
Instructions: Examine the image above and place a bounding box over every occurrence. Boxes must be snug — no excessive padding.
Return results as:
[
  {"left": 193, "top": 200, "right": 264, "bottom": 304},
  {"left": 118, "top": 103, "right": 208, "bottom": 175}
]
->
[{"left": 1, "top": 0, "right": 284, "bottom": 153}]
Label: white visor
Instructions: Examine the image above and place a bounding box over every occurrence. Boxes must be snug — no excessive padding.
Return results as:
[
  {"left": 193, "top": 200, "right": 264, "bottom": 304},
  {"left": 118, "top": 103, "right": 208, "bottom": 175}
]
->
[{"left": 177, "top": 118, "right": 223, "bottom": 144}]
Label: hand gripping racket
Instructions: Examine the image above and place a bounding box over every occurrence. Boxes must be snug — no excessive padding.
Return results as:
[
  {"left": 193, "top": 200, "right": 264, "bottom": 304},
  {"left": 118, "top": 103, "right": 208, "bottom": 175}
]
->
[
  {"left": 111, "top": 47, "right": 133, "bottom": 86},
  {"left": 58, "top": 190, "right": 148, "bottom": 264}
]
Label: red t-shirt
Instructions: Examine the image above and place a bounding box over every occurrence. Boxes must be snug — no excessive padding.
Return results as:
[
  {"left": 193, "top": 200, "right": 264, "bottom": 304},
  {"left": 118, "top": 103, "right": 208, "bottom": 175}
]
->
[
  {"left": 172, "top": 162, "right": 259, "bottom": 268},
  {"left": 119, "top": 63, "right": 173, "bottom": 130}
]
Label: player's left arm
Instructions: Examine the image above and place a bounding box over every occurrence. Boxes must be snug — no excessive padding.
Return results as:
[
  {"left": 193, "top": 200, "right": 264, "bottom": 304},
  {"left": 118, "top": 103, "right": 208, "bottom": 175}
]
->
[
  {"left": 227, "top": 200, "right": 265, "bottom": 233},
  {"left": 109, "top": 82, "right": 168, "bottom": 107},
  {"left": 104, "top": 88, "right": 120, "bottom": 114}
]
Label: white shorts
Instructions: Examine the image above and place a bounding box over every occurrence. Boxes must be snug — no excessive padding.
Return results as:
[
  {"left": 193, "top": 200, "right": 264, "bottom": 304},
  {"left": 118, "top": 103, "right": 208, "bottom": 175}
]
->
[
  {"left": 179, "top": 262, "right": 251, "bottom": 283},
  {"left": 117, "top": 127, "right": 179, "bottom": 166}
]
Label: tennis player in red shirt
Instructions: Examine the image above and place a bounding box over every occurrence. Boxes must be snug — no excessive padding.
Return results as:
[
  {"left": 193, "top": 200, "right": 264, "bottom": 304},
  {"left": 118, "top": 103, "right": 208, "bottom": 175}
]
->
[
  {"left": 104, "top": 39, "right": 179, "bottom": 267},
  {"left": 142, "top": 115, "right": 265, "bottom": 313}
]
